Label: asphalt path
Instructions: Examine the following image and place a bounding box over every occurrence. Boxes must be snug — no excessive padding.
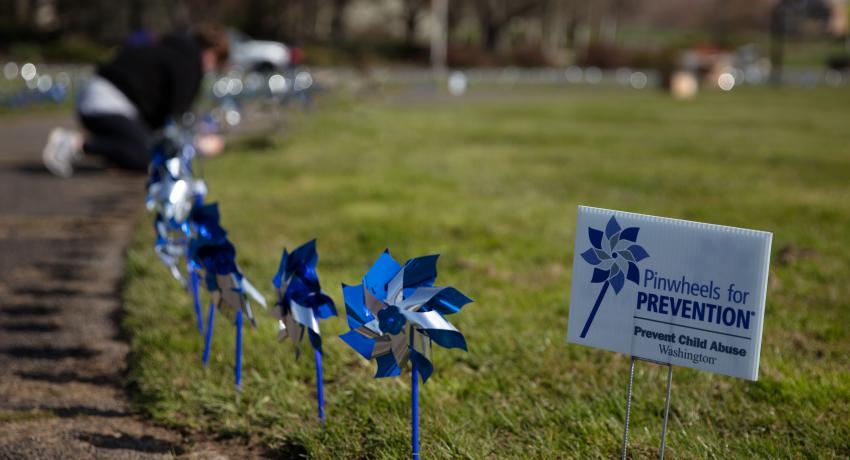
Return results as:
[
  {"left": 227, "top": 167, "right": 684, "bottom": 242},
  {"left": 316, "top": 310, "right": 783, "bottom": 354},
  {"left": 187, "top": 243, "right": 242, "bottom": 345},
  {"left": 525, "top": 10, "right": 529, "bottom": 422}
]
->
[{"left": 0, "top": 112, "right": 273, "bottom": 459}]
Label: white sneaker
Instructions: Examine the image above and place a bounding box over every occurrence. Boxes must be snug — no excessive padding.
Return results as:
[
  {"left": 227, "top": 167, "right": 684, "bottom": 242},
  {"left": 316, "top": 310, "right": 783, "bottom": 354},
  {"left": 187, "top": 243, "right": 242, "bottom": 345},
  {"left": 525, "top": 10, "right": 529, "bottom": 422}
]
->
[{"left": 42, "top": 127, "right": 83, "bottom": 178}]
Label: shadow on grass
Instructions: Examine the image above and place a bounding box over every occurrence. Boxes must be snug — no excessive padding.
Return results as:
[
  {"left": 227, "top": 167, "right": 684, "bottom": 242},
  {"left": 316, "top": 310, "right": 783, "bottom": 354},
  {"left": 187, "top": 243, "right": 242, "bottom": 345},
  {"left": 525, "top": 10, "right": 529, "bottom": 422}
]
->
[
  {"left": 1, "top": 322, "right": 59, "bottom": 332},
  {"left": 264, "top": 438, "right": 310, "bottom": 459},
  {"left": 17, "top": 370, "right": 120, "bottom": 388},
  {"left": 77, "top": 432, "right": 183, "bottom": 455},
  {"left": 13, "top": 162, "right": 105, "bottom": 176},
  {"left": 0, "top": 345, "right": 99, "bottom": 359},
  {"left": 53, "top": 406, "right": 129, "bottom": 418},
  {"left": 38, "top": 261, "right": 91, "bottom": 282},
  {"left": 0, "top": 305, "right": 59, "bottom": 316},
  {"left": 230, "top": 133, "right": 280, "bottom": 153}
]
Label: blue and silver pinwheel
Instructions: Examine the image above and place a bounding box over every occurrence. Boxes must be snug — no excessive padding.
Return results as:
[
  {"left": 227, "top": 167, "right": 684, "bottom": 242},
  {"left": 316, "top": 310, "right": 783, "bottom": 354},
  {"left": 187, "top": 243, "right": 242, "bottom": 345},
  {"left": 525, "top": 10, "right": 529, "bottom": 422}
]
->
[
  {"left": 145, "top": 132, "right": 206, "bottom": 228},
  {"left": 146, "top": 131, "right": 206, "bottom": 291},
  {"left": 153, "top": 215, "right": 187, "bottom": 285},
  {"left": 340, "top": 249, "right": 472, "bottom": 458},
  {"left": 189, "top": 204, "right": 266, "bottom": 327},
  {"left": 272, "top": 239, "right": 336, "bottom": 422},
  {"left": 272, "top": 239, "right": 337, "bottom": 356},
  {"left": 579, "top": 215, "right": 650, "bottom": 338},
  {"left": 339, "top": 250, "right": 472, "bottom": 383},
  {"left": 188, "top": 203, "right": 266, "bottom": 390}
]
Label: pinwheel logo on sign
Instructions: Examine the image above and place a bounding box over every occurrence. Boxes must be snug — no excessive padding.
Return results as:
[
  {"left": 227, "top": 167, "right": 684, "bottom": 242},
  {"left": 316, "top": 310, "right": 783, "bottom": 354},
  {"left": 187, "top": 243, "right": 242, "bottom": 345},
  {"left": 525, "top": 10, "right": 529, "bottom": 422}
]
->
[
  {"left": 579, "top": 216, "right": 650, "bottom": 338},
  {"left": 339, "top": 250, "right": 472, "bottom": 383}
]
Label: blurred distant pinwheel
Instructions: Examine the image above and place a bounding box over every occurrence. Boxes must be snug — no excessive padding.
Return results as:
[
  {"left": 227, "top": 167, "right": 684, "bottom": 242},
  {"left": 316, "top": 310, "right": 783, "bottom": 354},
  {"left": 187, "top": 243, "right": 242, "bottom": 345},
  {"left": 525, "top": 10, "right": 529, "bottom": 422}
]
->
[
  {"left": 146, "top": 133, "right": 206, "bottom": 296},
  {"left": 579, "top": 215, "right": 650, "bottom": 338},
  {"left": 272, "top": 239, "right": 336, "bottom": 422},
  {"left": 146, "top": 152, "right": 202, "bottom": 226},
  {"left": 340, "top": 249, "right": 472, "bottom": 457},
  {"left": 153, "top": 214, "right": 187, "bottom": 286}
]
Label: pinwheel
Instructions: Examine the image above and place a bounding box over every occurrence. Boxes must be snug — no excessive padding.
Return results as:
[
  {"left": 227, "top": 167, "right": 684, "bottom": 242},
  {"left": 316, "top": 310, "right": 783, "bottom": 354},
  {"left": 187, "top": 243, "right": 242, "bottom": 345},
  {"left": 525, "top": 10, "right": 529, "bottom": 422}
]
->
[
  {"left": 146, "top": 152, "right": 203, "bottom": 226},
  {"left": 578, "top": 215, "right": 650, "bottom": 338},
  {"left": 146, "top": 136, "right": 207, "bottom": 332},
  {"left": 339, "top": 250, "right": 472, "bottom": 458},
  {"left": 272, "top": 239, "right": 336, "bottom": 422},
  {"left": 189, "top": 203, "right": 266, "bottom": 389},
  {"left": 153, "top": 215, "right": 187, "bottom": 286}
]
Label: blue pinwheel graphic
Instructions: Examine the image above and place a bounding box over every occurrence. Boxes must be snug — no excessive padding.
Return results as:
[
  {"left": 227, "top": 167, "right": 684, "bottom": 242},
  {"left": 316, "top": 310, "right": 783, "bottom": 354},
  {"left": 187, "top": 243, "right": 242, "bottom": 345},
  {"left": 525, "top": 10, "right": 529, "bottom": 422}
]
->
[
  {"left": 272, "top": 239, "right": 337, "bottom": 357},
  {"left": 339, "top": 250, "right": 472, "bottom": 383},
  {"left": 579, "top": 215, "right": 649, "bottom": 338}
]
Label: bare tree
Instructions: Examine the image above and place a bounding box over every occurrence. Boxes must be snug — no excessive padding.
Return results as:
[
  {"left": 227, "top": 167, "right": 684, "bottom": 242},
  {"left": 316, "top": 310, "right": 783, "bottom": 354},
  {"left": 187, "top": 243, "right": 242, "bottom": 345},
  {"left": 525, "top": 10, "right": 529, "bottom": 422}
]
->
[
  {"left": 330, "top": 0, "right": 349, "bottom": 43},
  {"left": 473, "top": 0, "right": 542, "bottom": 51},
  {"left": 403, "top": 0, "right": 428, "bottom": 45}
]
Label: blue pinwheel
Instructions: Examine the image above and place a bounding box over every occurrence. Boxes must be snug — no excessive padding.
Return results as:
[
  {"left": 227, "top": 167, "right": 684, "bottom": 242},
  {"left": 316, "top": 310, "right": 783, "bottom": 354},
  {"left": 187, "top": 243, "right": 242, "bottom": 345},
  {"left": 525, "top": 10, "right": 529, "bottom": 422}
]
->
[
  {"left": 188, "top": 204, "right": 266, "bottom": 325},
  {"left": 188, "top": 203, "right": 266, "bottom": 389},
  {"left": 272, "top": 239, "right": 336, "bottom": 422},
  {"left": 339, "top": 250, "right": 472, "bottom": 458},
  {"left": 153, "top": 215, "right": 187, "bottom": 285},
  {"left": 146, "top": 135, "right": 207, "bottom": 331},
  {"left": 579, "top": 215, "right": 650, "bottom": 338},
  {"left": 340, "top": 250, "right": 471, "bottom": 383},
  {"left": 273, "top": 240, "right": 336, "bottom": 356}
]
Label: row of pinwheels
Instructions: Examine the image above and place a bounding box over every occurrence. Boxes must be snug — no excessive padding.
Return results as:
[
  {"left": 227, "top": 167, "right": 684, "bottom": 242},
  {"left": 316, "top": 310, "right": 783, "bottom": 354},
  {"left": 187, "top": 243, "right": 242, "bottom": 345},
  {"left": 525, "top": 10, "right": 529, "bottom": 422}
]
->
[{"left": 145, "top": 132, "right": 472, "bottom": 456}]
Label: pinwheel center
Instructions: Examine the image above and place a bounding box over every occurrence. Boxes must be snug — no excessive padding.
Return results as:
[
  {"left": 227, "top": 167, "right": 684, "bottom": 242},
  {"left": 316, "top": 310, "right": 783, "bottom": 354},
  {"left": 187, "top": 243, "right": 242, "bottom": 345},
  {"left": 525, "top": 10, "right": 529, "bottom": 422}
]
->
[
  {"left": 377, "top": 305, "right": 406, "bottom": 335},
  {"left": 612, "top": 252, "right": 618, "bottom": 259}
]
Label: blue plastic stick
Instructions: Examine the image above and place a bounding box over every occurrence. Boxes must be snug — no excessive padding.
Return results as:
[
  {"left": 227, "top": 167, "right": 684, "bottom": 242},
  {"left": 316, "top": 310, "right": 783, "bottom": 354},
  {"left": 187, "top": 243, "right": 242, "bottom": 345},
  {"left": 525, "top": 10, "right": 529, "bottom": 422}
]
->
[
  {"left": 190, "top": 268, "right": 203, "bottom": 334},
  {"left": 202, "top": 301, "right": 215, "bottom": 366},
  {"left": 235, "top": 310, "right": 243, "bottom": 391},
  {"left": 314, "top": 347, "right": 325, "bottom": 424},
  {"left": 412, "top": 361, "right": 420, "bottom": 459}
]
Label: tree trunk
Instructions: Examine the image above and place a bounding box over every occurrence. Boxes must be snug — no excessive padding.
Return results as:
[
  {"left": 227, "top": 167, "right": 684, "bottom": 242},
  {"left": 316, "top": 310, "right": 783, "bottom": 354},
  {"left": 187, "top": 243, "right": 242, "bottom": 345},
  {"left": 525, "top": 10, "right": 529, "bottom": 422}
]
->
[
  {"left": 483, "top": 23, "right": 500, "bottom": 51},
  {"left": 302, "top": 0, "right": 318, "bottom": 41},
  {"left": 330, "top": 0, "right": 349, "bottom": 43},
  {"left": 770, "top": 2, "right": 786, "bottom": 86},
  {"left": 405, "top": 8, "right": 417, "bottom": 45}
]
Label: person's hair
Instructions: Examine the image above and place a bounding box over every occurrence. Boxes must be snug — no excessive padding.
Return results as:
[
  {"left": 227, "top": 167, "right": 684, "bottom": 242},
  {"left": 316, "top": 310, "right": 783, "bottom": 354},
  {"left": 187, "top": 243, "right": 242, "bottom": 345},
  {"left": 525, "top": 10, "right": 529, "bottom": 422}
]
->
[{"left": 192, "top": 23, "right": 229, "bottom": 65}]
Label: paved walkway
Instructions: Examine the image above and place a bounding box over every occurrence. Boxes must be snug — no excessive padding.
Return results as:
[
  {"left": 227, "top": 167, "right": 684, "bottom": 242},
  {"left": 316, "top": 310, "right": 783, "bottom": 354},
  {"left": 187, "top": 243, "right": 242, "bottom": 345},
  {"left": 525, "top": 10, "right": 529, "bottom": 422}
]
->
[{"left": 0, "top": 114, "right": 269, "bottom": 459}]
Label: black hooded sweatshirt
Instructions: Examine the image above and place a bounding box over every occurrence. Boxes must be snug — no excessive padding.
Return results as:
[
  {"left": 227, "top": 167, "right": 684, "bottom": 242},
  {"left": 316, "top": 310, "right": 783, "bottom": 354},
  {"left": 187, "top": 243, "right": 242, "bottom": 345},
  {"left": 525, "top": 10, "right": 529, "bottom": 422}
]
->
[{"left": 97, "top": 33, "right": 203, "bottom": 129}]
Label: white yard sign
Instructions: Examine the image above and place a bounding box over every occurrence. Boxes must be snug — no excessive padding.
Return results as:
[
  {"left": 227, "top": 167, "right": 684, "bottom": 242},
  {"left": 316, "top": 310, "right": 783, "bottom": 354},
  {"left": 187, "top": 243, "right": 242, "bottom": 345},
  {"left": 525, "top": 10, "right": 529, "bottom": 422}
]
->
[{"left": 567, "top": 206, "right": 772, "bottom": 380}]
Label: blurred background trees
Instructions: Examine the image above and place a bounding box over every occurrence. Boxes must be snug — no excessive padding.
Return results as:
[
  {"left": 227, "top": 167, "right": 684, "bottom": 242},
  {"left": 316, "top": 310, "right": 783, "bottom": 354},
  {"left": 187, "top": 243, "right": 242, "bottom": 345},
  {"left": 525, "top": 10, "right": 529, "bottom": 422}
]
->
[{"left": 0, "top": 0, "right": 847, "bottom": 69}]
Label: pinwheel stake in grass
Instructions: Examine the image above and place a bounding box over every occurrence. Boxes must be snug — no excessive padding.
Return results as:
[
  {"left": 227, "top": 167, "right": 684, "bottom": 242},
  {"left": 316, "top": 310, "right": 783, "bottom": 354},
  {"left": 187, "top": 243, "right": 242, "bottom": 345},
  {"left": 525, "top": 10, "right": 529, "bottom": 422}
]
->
[
  {"left": 578, "top": 215, "right": 649, "bottom": 338},
  {"left": 340, "top": 250, "right": 472, "bottom": 459},
  {"left": 188, "top": 203, "right": 267, "bottom": 390},
  {"left": 272, "top": 239, "right": 337, "bottom": 424},
  {"left": 186, "top": 190, "right": 206, "bottom": 335}
]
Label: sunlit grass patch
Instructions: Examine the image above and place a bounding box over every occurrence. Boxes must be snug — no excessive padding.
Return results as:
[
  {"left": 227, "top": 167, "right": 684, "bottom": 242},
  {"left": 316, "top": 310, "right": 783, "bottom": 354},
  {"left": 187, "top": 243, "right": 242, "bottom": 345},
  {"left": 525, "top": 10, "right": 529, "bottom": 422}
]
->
[{"left": 124, "top": 86, "right": 850, "bottom": 458}]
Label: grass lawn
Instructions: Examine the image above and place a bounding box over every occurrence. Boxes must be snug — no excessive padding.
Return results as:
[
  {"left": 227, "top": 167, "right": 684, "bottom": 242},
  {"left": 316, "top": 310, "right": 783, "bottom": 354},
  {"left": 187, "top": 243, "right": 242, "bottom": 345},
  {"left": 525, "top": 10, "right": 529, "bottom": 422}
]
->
[{"left": 123, "top": 85, "right": 850, "bottom": 459}]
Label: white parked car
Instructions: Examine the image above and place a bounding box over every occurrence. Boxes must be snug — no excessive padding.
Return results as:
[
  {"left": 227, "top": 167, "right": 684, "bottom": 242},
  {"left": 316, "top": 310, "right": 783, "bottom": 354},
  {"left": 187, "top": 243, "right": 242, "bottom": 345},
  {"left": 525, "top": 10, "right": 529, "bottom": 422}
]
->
[{"left": 228, "top": 29, "right": 290, "bottom": 72}]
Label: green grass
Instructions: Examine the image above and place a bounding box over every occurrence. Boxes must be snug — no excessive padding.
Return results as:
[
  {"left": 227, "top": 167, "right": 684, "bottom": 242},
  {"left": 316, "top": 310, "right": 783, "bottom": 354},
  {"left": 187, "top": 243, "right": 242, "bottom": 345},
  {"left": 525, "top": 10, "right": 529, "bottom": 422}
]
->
[{"left": 124, "top": 86, "right": 850, "bottom": 459}]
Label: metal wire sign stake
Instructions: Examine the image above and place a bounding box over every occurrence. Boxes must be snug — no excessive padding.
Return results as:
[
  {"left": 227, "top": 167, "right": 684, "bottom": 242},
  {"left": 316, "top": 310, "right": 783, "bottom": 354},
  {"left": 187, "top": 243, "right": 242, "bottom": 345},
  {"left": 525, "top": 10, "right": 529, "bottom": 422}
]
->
[
  {"left": 566, "top": 207, "right": 772, "bottom": 459},
  {"left": 621, "top": 356, "right": 673, "bottom": 460}
]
